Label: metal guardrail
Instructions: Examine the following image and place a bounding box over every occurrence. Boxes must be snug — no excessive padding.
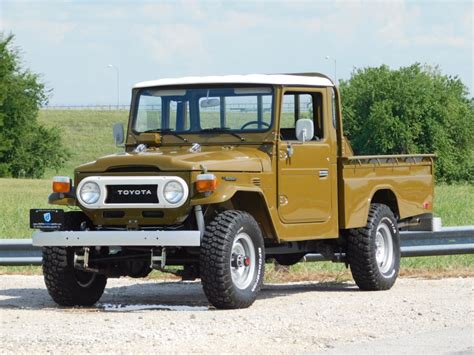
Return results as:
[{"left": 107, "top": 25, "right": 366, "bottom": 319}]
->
[{"left": 0, "top": 226, "right": 473, "bottom": 266}]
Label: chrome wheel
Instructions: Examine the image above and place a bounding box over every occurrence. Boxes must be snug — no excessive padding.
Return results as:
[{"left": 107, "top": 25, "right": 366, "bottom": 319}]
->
[
  {"left": 375, "top": 218, "right": 394, "bottom": 274},
  {"left": 230, "top": 232, "right": 256, "bottom": 290}
]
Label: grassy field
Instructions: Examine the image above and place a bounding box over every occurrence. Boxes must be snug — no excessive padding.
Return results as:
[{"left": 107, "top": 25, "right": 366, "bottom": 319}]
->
[
  {"left": 38, "top": 109, "right": 129, "bottom": 178},
  {"left": 0, "top": 109, "right": 472, "bottom": 278}
]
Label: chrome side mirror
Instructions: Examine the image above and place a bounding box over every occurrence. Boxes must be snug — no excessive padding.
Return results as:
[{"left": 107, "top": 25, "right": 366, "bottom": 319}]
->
[
  {"left": 113, "top": 123, "right": 125, "bottom": 146},
  {"left": 295, "top": 118, "right": 314, "bottom": 143}
]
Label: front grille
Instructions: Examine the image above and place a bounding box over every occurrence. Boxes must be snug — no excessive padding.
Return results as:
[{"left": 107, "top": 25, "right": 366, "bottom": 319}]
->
[{"left": 105, "top": 184, "right": 159, "bottom": 204}]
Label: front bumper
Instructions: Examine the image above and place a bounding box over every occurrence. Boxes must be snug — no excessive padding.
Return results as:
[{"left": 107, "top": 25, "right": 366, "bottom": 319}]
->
[{"left": 32, "top": 230, "right": 201, "bottom": 247}]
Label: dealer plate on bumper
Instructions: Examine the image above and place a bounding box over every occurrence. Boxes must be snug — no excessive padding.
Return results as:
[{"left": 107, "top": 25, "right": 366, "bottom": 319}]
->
[
  {"left": 30, "top": 209, "right": 64, "bottom": 230},
  {"left": 32, "top": 230, "right": 201, "bottom": 247}
]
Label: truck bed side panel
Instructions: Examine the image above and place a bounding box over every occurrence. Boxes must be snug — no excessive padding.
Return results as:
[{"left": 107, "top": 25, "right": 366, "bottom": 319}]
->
[{"left": 340, "top": 156, "right": 434, "bottom": 229}]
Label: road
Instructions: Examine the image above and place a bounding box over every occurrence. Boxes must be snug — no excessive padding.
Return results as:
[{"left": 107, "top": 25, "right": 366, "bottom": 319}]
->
[{"left": 0, "top": 275, "right": 472, "bottom": 353}]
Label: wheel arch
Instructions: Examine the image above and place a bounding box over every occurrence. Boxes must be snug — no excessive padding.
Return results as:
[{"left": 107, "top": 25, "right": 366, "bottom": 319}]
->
[
  {"left": 371, "top": 188, "right": 400, "bottom": 220},
  {"left": 207, "top": 190, "right": 278, "bottom": 242}
]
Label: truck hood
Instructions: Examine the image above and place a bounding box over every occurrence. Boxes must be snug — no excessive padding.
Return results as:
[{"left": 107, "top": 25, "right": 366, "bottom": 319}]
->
[{"left": 75, "top": 146, "right": 269, "bottom": 173}]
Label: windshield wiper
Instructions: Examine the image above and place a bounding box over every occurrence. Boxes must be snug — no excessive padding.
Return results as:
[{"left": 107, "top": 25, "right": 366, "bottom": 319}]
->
[
  {"left": 200, "top": 128, "right": 245, "bottom": 142},
  {"left": 142, "top": 128, "right": 188, "bottom": 142}
]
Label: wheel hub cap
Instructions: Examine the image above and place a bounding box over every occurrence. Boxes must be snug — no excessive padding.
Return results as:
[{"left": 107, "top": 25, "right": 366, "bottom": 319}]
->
[
  {"left": 230, "top": 232, "right": 256, "bottom": 290},
  {"left": 375, "top": 219, "right": 394, "bottom": 274},
  {"left": 231, "top": 253, "right": 250, "bottom": 268}
]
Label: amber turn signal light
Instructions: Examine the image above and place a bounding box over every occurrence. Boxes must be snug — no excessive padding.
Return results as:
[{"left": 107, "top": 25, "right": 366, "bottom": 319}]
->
[
  {"left": 52, "top": 176, "right": 71, "bottom": 193},
  {"left": 195, "top": 173, "right": 218, "bottom": 193}
]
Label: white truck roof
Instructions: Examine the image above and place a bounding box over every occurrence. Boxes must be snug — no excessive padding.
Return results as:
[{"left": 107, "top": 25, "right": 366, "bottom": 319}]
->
[{"left": 133, "top": 74, "right": 333, "bottom": 89}]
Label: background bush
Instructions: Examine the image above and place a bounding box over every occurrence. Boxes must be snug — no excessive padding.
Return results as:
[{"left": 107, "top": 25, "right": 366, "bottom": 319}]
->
[
  {"left": 339, "top": 64, "right": 473, "bottom": 182},
  {"left": 0, "top": 34, "right": 68, "bottom": 178}
]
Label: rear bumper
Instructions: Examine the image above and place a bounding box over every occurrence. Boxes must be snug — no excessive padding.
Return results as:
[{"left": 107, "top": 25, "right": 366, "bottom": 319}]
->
[{"left": 32, "top": 230, "right": 201, "bottom": 247}]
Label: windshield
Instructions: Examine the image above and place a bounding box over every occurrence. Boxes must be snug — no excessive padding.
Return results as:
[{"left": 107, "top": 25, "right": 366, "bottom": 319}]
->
[{"left": 133, "top": 86, "right": 273, "bottom": 135}]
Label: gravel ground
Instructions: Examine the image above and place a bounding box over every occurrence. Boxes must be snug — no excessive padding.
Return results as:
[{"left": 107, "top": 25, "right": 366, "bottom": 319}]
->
[{"left": 0, "top": 275, "right": 473, "bottom": 353}]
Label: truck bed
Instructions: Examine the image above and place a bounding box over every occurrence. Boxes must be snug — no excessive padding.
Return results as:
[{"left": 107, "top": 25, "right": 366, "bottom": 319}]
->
[{"left": 339, "top": 154, "right": 435, "bottom": 229}]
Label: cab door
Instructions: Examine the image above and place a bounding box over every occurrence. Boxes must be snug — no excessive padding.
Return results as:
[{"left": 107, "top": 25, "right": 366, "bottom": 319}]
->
[{"left": 277, "top": 89, "right": 333, "bottom": 224}]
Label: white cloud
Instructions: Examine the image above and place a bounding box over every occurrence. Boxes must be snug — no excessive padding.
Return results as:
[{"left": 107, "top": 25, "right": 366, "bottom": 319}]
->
[
  {"left": 2, "top": 18, "right": 76, "bottom": 45},
  {"left": 376, "top": 2, "right": 471, "bottom": 49},
  {"left": 133, "top": 23, "right": 208, "bottom": 66}
]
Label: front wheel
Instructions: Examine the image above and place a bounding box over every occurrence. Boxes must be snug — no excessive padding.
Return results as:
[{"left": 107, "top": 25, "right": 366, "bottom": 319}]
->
[
  {"left": 347, "top": 203, "right": 400, "bottom": 291},
  {"left": 42, "top": 247, "right": 107, "bottom": 306},
  {"left": 200, "top": 210, "right": 265, "bottom": 309}
]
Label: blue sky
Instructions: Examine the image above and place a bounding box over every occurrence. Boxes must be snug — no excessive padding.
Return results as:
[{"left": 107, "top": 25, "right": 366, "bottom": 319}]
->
[{"left": 1, "top": 0, "right": 472, "bottom": 106}]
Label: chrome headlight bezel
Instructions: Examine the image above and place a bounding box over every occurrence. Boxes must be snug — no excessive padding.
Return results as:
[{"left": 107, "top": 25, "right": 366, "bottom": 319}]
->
[
  {"left": 163, "top": 180, "right": 185, "bottom": 204},
  {"left": 79, "top": 181, "right": 101, "bottom": 205}
]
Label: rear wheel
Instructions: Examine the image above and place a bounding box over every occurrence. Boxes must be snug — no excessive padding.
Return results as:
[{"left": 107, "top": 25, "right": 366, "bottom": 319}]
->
[
  {"left": 42, "top": 247, "right": 107, "bottom": 306},
  {"left": 200, "top": 210, "right": 265, "bottom": 309},
  {"left": 347, "top": 204, "right": 400, "bottom": 291}
]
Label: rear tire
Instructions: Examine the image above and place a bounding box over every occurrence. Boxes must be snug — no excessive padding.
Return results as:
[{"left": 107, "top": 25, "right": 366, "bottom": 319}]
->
[
  {"left": 200, "top": 210, "right": 265, "bottom": 309},
  {"left": 42, "top": 247, "right": 107, "bottom": 306},
  {"left": 347, "top": 203, "right": 400, "bottom": 291}
]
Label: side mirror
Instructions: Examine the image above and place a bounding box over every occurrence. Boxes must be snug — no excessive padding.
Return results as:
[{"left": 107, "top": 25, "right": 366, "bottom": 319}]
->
[
  {"left": 113, "top": 123, "right": 125, "bottom": 146},
  {"left": 295, "top": 118, "right": 314, "bottom": 142}
]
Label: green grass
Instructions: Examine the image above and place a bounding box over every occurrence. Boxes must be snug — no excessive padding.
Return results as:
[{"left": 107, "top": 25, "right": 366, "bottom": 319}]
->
[
  {"left": 432, "top": 183, "right": 474, "bottom": 226},
  {"left": 38, "top": 109, "right": 129, "bottom": 178},
  {"left": 0, "top": 109, "right": 472, "bottom": 276}
]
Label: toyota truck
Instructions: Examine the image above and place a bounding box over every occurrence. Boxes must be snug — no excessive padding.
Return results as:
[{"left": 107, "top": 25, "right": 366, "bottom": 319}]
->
[{"left": 31, "top": 73, "right": 435, "bottom": 309}]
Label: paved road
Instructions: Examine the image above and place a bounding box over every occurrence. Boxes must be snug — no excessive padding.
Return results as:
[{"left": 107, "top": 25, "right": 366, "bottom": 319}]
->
[{"left": 0, "top": 275, "right": 472, "bottom": 353}]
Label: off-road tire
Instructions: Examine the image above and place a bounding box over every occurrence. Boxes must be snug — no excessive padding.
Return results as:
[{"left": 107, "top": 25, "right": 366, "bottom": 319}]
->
[
  {"left": 42, "top": 247, "right": 107, "bottom": 306},
  {"left": 347, "top": 203, "right": 400, "bottom": 291},
  {"left": 274, "top": 253, "right": 306, "bottom": 266},
  {"left": 200, "top": 210, "right": 265, "bottom": 309}
]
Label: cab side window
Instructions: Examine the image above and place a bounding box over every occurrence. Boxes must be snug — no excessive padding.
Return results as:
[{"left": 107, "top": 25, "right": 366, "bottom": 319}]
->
[{"left": 280, "top": 92, "right": 324, "bottom": 141}]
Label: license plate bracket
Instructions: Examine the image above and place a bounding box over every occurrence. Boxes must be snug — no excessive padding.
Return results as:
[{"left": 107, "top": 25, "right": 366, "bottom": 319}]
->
[{"left": 30, "top": 209, "right": 65, "bottom": 230}]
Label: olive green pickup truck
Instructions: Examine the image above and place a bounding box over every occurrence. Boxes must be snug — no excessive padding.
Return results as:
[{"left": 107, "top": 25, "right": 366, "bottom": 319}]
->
[{"left": 31, "top": 73, "right": 434, "bottom": 309}]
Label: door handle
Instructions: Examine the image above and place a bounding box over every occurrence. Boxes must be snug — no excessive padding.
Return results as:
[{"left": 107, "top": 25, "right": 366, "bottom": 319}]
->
[{"left": 319, "top": 169, "right": 329, "bottom": 178}]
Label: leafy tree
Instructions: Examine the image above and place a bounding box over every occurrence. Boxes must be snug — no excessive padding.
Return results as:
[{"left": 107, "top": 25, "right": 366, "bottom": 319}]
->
[
  {"left": 0, "top": 34, "right": 68, "bottom": 178},
  {"left": 339, "top": 64, "right": 473, "bottom": 182}
]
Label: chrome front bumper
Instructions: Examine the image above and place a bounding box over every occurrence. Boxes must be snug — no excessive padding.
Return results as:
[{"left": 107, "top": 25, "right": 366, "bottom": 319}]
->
[{"left": 32, "top": 230, "right": 201, "bottom": 247}]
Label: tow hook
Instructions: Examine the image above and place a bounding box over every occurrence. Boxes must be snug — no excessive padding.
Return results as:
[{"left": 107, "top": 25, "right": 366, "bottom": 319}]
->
[{"left": 231, "top": 253, "right": 251, "bottom": 268}]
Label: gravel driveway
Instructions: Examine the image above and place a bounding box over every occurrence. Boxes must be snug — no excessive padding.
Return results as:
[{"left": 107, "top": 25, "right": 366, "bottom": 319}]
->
[{"left": 0, "top": 275, "right": 472, "bottom": 353}]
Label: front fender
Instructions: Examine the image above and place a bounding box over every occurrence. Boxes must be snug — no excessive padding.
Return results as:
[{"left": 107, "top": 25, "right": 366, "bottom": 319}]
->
[{"left": 190, "top": 184, "right": 263, "bottom": 206}]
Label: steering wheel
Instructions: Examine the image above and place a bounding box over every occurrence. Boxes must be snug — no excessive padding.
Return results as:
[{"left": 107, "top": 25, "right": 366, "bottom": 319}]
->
[{"left": 240, "top": 121, "right": 271, "bottom": 130}]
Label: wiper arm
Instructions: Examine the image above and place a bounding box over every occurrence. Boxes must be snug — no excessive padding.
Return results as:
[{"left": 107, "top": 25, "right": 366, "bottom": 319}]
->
[
  {"left": 142, "top": 128, "right": 188, "bottom": 142},
  {"left": 200, "top": 128, "right": 245, "bottom": 142}
]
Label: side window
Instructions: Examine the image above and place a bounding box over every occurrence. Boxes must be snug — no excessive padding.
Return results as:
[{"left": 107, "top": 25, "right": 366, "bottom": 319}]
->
[{"left": 280, "top": 92, "right": 324, "bottom": 140}]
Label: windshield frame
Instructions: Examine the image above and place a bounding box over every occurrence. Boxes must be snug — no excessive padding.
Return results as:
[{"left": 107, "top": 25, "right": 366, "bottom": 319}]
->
[{"left": 130, "top": 84, "right": 275, "bottom": 140}]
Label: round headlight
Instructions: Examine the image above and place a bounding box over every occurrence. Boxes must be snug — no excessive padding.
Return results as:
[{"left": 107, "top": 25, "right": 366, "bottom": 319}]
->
[
  {"left": 80, "top": 182, "right": 100, "bottom": 204},
  {"left": 164, "top": 181, "right": 184, "bottom": 204}
]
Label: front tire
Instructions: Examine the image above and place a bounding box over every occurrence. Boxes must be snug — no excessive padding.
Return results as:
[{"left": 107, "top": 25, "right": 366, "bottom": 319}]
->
[
  {"left": 42, "top": 247, "right": 107, "bottom": 306},
  {"left": 347, "top": 204, "right": 400, "bottom": 291},
  {"left": 200, "top": 210, "right": 265, "bottom": 309}
]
